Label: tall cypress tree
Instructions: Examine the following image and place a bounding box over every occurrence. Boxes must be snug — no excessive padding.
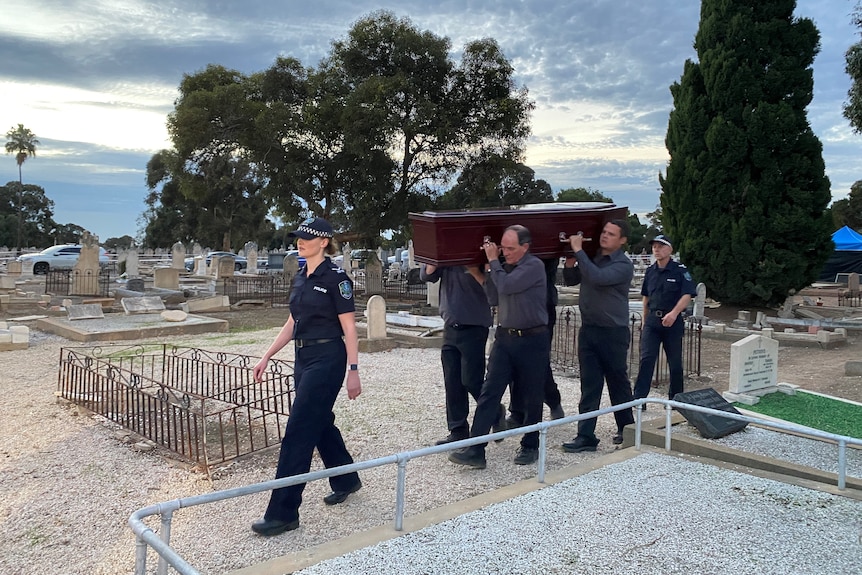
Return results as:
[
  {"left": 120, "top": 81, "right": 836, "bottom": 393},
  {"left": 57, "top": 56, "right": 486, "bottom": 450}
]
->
[{"left": 660, "top": 0, "right": 832, "bottom": 307}]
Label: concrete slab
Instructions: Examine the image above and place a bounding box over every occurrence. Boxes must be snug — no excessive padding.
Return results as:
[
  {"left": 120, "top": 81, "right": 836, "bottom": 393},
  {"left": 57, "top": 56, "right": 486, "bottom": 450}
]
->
[{"left": 35, "top": 313, "right": 228, "bottom": 342}]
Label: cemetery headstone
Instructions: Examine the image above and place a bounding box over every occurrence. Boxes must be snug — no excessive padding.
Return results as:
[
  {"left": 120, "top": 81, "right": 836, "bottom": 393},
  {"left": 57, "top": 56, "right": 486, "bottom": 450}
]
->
[
  {"left": 674, "top": 387, "right": 748, "bottom": 439},
  {"left": 245, "top": 241, "right": 258, "bottom": 275},
  {"left": 427, "top": 277, "right": 440, "bottom": 307},
  {"left": 214, "top": 255, "right": 236, "bottom": 279},
  {"left": 728, "top": 333, "right": 778, "bottom": 396},
  {"left": 154, "top": 267, "right": 180, "bottom": 290},
  {"left": 67, "top": 303, "right": 105, "bottom": 320},
  {"left": 693, "top": 282, "right": 706, "bottom": 319},
  {"left": 126, "top": 278, "right": 145, "bottom": 293},
  {"left": 125, "top": 249, "right": 139, "bottom": 277},
  {"left": 72, "top": 231, "right": 101, "bottom": 296},
  {"left": 193, "top": 256, "right": 207, "bottom": 276},
  {"left": 122, "top": 296, "right": 166, "bottom": 315},
  {"left": 171, "top": 242, "right": 186, "bottom": 270},
  {"left": 849, "top": 272, "right": 860, "bottom": 294},
  {"left": 366, "top": 295, "right": 387, "bottom": 340},
  {"left": 6, "top": 260, "right": 22, "bottom": 275},
  {"left": 365, "top": 253, "right": 383, "bottom": 295}
]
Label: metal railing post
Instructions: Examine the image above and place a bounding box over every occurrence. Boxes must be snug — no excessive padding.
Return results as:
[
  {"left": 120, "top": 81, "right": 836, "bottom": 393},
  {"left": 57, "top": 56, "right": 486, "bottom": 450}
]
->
[{"left": 394, "top": 456, "right": 408, "bottom": 531}]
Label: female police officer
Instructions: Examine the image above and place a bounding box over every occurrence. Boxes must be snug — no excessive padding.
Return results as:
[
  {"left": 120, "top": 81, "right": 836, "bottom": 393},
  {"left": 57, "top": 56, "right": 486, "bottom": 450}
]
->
[{"left": 250, "top": 217, "right": 362, "bottom": 537}]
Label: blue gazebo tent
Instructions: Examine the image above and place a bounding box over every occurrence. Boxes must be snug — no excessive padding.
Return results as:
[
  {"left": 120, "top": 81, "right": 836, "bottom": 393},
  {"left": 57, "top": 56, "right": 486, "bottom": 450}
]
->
[{"left": 818, "top": 226, "right": 862, "bottom": 282}]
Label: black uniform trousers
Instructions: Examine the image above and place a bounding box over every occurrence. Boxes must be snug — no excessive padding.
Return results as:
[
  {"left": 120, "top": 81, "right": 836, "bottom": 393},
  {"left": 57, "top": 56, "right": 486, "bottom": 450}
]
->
[
  {"left": 441, "top": 324, "right": 489, "bottom": 435},
  {"left": 576, "top": 325, "right": 634, "bottom": 440},
  {"left": 265, "top": 340, "right": 360, "bottom": 522},
  {"left": 469, "top": 329, "right": 550, "bottom": 451},
  {"left": 633, "top": 314, "right": 685, "bottom": 400}
]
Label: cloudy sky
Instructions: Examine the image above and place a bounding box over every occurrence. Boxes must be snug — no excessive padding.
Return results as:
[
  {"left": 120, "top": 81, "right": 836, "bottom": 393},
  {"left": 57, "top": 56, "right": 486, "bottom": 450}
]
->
[{"left": 1, "top": 0, "right": 858, "bottom": 242}]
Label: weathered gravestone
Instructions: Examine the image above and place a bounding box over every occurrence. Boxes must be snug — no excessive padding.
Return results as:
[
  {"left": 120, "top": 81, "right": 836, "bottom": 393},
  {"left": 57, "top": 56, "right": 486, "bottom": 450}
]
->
[
  {"left": 724, "top": 333, "right": 778, "bottom": 405},
  {"left": 674, "top": 387, "right": 748, "bottom": 439},
  {"left": 67, "top": 303, "right": 105, "bottom": 320},
  {"left": 72, "top": 231, "right": 102, "bottom": 296},
  {"left": 365, "top": 253, "right": 383, "bottom": 295},
  {"left": 366, "top": 295, "right": 387, "bottom": 340},
  {"left": 126, "top": 278, "right": 145, "bottom": 293},
  {"left": 122, "top": 296, "right": 166, "bottom": 315},
  {"left": 245, "top": 241, "right": 258, "bottom": 275},
  {"left": 153, "top": 267, "right": 179, "bottom": 290},
  {"left": 171, "top": 242, "right": 186, "bottom": 270}
]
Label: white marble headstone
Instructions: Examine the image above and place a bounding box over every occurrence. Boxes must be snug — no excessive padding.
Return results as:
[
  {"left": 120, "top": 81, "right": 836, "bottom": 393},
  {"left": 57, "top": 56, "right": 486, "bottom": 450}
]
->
[{"left": 728, "top": 334, "right": 778, "bottom": 395}]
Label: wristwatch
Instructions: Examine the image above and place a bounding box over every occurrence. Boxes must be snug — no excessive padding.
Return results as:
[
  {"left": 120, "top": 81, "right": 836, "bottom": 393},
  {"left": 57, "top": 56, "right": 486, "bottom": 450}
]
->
[{"left": 349, "top": 364, "right": 358, "bottom": 371}]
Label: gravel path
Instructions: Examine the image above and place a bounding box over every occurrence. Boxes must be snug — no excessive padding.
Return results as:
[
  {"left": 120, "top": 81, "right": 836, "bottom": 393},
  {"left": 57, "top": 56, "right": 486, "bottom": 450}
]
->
[{"left": 0, "top": 327, "right": 859, "bottom": 575}]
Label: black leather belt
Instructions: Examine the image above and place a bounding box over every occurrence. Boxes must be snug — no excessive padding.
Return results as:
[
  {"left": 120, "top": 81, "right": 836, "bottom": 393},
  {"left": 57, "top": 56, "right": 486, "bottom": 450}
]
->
[
  {"left": 294, "top": 338, "right": 337, "bottom": 348},
  {"left": 499, "top": 326, "right": 547, "bottom": 337}
]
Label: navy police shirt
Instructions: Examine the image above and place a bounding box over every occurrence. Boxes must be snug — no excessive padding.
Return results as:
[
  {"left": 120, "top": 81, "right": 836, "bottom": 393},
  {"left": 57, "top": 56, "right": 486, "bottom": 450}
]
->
[
  {"left": 641, "top": 259, "right": 697, "bottom": 313},
  {"left": 289, "top": 258, "right": 355, "bottom": 340}
]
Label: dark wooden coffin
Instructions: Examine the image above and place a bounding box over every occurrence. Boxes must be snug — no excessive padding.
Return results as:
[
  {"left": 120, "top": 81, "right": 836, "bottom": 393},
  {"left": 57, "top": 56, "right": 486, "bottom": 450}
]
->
[{"left": 409, "top": 202, "right": 628, "bottom": 266}]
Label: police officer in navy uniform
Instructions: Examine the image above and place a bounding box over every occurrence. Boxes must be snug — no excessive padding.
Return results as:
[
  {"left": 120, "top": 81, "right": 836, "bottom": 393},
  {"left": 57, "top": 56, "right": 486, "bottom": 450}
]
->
[
  {"left": 632, "top": 234, "right": 697, "bottom": 404},
  {"left": 250, "top": 217, "right": 362, "bottom": 537}
]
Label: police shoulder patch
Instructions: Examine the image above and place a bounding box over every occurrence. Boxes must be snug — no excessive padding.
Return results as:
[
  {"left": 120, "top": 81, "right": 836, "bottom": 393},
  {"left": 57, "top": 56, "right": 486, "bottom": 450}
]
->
[
  {"left": 683, "top": 271, "right": 692, "bottom": 281},
  {"left": 338, "top": 280, "right": 353, "bottom": 299}
]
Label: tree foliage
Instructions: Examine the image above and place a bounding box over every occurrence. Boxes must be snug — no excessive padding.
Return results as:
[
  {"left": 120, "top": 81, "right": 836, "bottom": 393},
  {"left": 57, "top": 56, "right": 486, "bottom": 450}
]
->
[
  {"left": 556, "top": 187, "right": 613, "bottom": 203},
  {"left": 0, "top": 182, "right": 57, "bottom": 247},
  {"left": 660, "top": 0, "right": 832, "bottom": 307},
  {"left": 844, "top": 2, "right": 862, "bottom": 132},
  {"left": 830, "top": 180, "right": 862, "bottom": 231},
  {"left": 153, "top": 11, "right": 533, "bottom": 248},
  {"left": 436, "top": 156, "right": 552, "bottom": 209}
]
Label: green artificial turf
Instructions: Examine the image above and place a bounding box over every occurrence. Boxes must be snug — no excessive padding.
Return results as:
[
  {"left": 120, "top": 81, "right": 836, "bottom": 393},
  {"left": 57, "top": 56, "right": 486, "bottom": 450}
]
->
[{"left": 735, "top": 391, "right": 862, "bottom": 439}]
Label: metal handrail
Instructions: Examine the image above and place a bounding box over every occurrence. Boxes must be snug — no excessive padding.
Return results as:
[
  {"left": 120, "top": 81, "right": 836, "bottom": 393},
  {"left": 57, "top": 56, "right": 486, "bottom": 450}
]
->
[{"left": 129, "top": 398, "right": 862, "bottom": 575}]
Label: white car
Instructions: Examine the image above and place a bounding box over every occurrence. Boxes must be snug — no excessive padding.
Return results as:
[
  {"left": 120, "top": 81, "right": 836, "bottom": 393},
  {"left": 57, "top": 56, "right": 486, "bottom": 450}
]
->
[{"left": 17, "top": 244, "right": 110, "bottom": 274}]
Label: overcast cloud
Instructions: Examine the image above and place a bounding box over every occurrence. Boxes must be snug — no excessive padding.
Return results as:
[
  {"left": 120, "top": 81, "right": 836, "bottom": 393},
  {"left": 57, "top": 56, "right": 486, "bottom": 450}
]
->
[{"left": 0, "top": 0, "right": 857, "bottom": 241}]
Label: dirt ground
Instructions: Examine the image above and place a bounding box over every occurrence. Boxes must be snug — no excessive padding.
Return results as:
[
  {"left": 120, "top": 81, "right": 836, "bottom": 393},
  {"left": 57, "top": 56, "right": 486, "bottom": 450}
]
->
[{"left": 206, "top": 303, "right": 862, "bottom": 404}]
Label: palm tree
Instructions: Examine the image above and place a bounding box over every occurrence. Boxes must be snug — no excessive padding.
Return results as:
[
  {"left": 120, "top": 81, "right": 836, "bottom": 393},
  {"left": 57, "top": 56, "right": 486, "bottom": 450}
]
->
[{"left": 4, "top": 124, "right": 40, "bottom": 253}]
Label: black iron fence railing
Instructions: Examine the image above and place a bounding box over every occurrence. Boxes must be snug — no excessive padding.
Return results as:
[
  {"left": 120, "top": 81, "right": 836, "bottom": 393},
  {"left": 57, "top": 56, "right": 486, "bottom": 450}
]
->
[
  {"left": 550, "top": 307, "right": 702, "bottom": 386},
  {"left": 222, "top": 275, "right": 293, "bottom": 305},
  {"left": 45, "top": 267, "right": 112, "bottom": 297},
  {"left": 57, "top": 344, "right": 294, "bottom": 473}
]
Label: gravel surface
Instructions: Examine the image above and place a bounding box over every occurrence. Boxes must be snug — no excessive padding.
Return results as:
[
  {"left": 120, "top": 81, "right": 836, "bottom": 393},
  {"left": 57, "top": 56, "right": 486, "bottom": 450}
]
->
[
  {"left": 0, "top": 326, "right": 860, "bottom": 575},
  {"left": 294, "top": 453, "right": 862, "bottom": 575}
]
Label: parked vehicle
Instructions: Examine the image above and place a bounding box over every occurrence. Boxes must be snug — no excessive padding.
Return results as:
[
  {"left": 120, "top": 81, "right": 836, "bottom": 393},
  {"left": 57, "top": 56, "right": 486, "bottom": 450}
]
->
[
  {"left": 350, "top": 249, "right": 374, "bottom": 269},
  {"left": 17, "top": 244, "right": 109, "bottom": 274},
  {"left": 184, "top": 251, "right": 247, "bottom": 272},
  {"left": 387, "top": 249, "right": 410, "bottom": 271}
]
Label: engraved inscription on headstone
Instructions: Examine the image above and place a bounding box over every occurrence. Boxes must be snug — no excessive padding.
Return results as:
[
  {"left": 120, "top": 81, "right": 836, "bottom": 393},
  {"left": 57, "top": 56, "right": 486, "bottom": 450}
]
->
[
  {"left": 674, "top": 388, "right": 748, "bottom": 439},
  {"left": 729, "top": 334, "right": 778, "bottom": 394},
  {"left": 121, "top": 296, "right": 166, "bottom": 315},
  {"left": 67, "top": 303, "right": 105, "bottom": 320}
]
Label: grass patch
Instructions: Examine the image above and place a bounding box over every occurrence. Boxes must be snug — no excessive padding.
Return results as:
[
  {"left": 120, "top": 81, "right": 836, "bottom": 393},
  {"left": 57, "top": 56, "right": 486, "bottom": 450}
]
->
[{"left": 735, "top": 391, "right": 862, "bottom": 439}]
